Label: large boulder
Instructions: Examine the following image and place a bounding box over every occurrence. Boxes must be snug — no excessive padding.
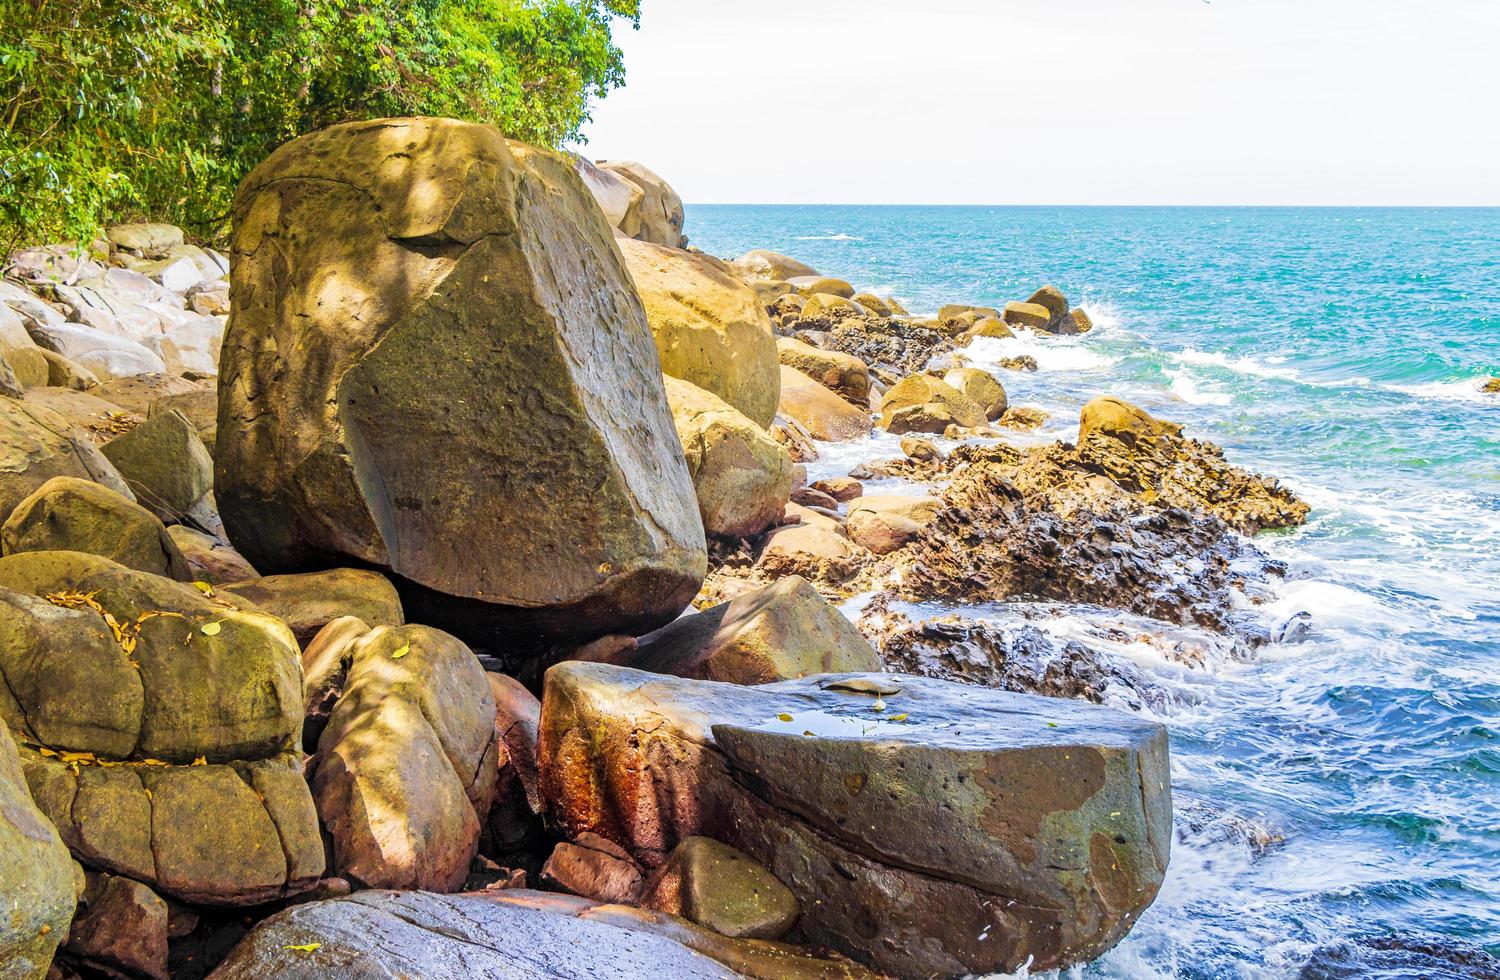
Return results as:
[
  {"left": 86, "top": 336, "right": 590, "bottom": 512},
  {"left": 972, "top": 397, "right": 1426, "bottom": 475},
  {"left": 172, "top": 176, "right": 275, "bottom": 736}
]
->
[
  {"left": 0, "top": 398, "right": 134, "bottom": 519},
  {"left": 878, "top": 374, "right": 985, "bottom": 434},
  {"left": 728, "top": 250, "right": 818, "bottom": 283},
  {"left": 24, "top": 322, "right": 166, "bottom": 380},
  {"left": 207, "top": 889, "right": 876, "bottom": 979},
  {"left": 941, "top": 367, "right": 1008, "bottom": 420},
  {"left": 1, "top": 476, "right": 192, "bottom": 580},
  {"left": 776, "top": 338, "right": 869, "bottom": 404},
  {"left": 540, "top": 663, "right": 1171, "bottom": 977},
  {"left": 310, "top": 623, "right": 498, "bottom": 892},
  {"left": 664, "top": 377, "right": 793, "bottom": 539},
  {"left": 619, "top": 237, "right": 780, "bottom": 427},
  {"left": 597, "top": 160, "right": 687, "bottom": 248},
  {"left": 215, "top": 117, "right": 705, "bottom": 648},
  {"left": 0, "top": 725, "right": 78, "bottom": 979},
  {"left": 219, "top": 567, "right": 404, "bottom": 645},
  {"left": 776, "top": 366, "right": 872, "bottom": 442},
  {"left": 0, "top": 551, "right": 322, "bottom": 906},
  {"left": 629, "top": 575, "right": 879, "bottom": 684},
  {"left": 99, "top": 408, "right": 215, "bottom": 524}
]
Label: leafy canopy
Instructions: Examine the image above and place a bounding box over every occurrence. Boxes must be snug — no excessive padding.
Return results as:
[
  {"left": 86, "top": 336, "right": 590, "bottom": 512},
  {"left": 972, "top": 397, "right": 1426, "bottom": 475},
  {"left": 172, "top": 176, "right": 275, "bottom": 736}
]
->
[{"left": 0, "top": 0, "right": 639, "bottom": 249}]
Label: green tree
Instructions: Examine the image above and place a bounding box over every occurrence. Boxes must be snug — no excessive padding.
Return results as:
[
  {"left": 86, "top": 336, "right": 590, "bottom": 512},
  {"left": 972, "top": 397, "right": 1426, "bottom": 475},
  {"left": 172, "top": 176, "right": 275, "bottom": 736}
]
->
[{"left": 0, "top": 0, "right": 638, "bottom": 250}]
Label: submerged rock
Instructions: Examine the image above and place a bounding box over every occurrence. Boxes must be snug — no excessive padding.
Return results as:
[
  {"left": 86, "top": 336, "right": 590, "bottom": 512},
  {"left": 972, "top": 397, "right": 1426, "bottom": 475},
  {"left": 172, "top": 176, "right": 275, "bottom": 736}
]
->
[
  {"left": 540, "top": 662, "right": 1171, "bottom": 976},
  {"left": 216, "top": 116, "right": 705, "bottom": 649}
]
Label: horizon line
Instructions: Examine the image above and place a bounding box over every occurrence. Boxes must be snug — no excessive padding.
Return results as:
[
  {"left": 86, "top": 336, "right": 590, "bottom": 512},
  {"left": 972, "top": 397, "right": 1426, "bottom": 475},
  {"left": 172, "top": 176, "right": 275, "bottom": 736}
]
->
[{"left": 686, "top": 202, "right": 1500, "bottom": 209}]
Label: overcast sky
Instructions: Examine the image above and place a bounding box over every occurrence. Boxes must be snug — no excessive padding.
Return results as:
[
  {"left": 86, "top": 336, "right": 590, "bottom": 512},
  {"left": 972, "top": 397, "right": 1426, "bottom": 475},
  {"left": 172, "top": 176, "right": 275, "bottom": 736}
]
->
[{"left": 577, "top": 0, "right": 1499, "bottom": 206}]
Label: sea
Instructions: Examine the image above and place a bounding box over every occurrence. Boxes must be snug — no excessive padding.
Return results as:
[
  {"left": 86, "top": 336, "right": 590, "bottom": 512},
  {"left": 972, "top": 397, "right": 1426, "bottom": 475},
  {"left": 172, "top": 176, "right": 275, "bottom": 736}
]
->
[{"left": 686, "top": 205, "right": 1500, "bottom": 979}]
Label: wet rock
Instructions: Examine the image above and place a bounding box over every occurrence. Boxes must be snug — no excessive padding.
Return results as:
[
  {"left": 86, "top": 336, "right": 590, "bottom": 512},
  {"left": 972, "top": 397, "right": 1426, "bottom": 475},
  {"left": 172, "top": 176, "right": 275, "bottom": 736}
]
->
[
  {"left": 641, "top": 837, "right": 798, "bottom": 941},
  {"left": 0, "top": 551, "right": 322, "bottom": 905},
  {"left": 540, "top": 662, "right": 1172, "bottom": 976},
  {"left": 0, "top": 726, "right": 77, "bottom": 978},
  {"left": 728, "top": 249, "right": 819, "bottom": 282},
  {"left": 998, "top": 404, "right": 1048, "bottom": 427},
  {"left": 901, "top": 436, "right": 943, "bottom": 462},
  {"left": 844, "top": 494, "right": 940, "bottom": 554},
  {"left": 1482, "top": 376, "right": 1500, "bottom": 394},
  {"left": 665, "top": 376, "right": 793, "bottom": 539},
  {"left": 629, "top": 575, "right": 879, "bottom": 684},
  {"left": 217, "top": 117, "right": 705, "bottom": 650},
  {"left": 207, "top": 889, "right": 877, "bottom": 979},
  {"left": 63, "top": 871, "right": 169, "bottom": 980},
  {"left": 997, "top": 354, "right": 1040, "bottom": 372},
  {"left": 776, "top": 365, "right": 872, "bottom": 442},
  {"left": 776, "top": 337, "right": 869, "bottom": 404},
  {"left": 1298, "top": 933, "right": 1500, "bottom": 980},
  {"left": 219, "top": 568, "right": 403, "bottom": 646},
  {"left": 310, "top": 623, "right": 498, "bottom": 892},
  {"left": 621, "top": 238, "right": 779, "bottom": 427},
  {"left": 100, "top": 408, "right": 214, "bottom": 524},
  {"left": 0, "top": 398, "right": 134, "bottom": 518},
  {"left": 1, "top": 476, "right": 193, "bottom": 580},
  {"left": 1058, "top": 308, "right": 1094, "bottom": 335},
  {"left": 818, "top": 315, "right": 953, "bottom": 378},
  {"left": 878, "top": 373, "right": 985, "bottom": 434},
  {"left": 542, "top": 832, "right": 645, "bottom": 903}
]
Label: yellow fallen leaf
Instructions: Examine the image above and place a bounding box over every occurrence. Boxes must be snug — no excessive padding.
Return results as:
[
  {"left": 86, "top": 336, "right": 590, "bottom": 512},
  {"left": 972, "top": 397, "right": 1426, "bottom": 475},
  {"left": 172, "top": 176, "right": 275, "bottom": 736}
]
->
[
  {"left": 776, "top": 712, "right": 793, "bottom": 722},
  {"left": 391, "top": 642, "right": 410, "bottom": 660},
  {"left": 283, "top": 943, "right": 321, "bottom": 953},
  {"left": 192, "top": 581, "right": 215, "bottom": 595},
  {"left": 889, "top": 713, "right": 909, "bottom": 722},
  {"left": 200, "top": 621, "right": 222, "bottom": 636},
  {"left": 191, "top": 755, "right": 207, "bottom": 766}
]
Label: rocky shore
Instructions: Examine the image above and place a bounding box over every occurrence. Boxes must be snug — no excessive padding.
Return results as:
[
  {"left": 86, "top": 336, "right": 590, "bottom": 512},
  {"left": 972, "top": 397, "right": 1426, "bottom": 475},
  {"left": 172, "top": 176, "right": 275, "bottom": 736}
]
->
[{"left": 0, "top": 116, "right": 1311, "bottom": 979}]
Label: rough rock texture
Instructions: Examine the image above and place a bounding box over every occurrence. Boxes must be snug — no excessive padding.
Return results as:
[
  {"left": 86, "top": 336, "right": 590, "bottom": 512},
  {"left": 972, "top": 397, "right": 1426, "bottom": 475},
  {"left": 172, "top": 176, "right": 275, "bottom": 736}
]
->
[
  {"left": 310, "top": 623, "right": 498, "bottom": 892},
  {"left": 542, "top": 832, "right": 645, "bottom": 904},
  {"left": 598, "top": 160, "right": 687, "bottom": 248},
  {"left": 891, "top": 431, "right": 1297, "bottom": 631},
  {"left": 776, "top": 366, "right": 871, "bottom": 442},
  {"left": 620, "top": 238, "right": 780, "bottom": 427},
  {"left": 540, "top": 663, "right": 1172, "bottom": 976},
  {"left": 728, "top": 250, "right": 819, "bottom": 283},
  {"left": 1003, "top": 301, "right": 1052, "bottom": 329},
  {"left": 776, "top": 337, "right": 869, "bottom": 404},
  {"left": 220, "top": 568, "right": 403, "bottom": 645},
  {"left": 797, "top": 293, "right": 860, "bottom": 322},
  {"left": 629, "top": 575, "right": 879, "bottom": 684},
  {"left": 18, "top": 389, "right": 140, "bottom": 446},
  {"left": 813, "top": 317, "right": 953, "bottom": 380},
  {"left": 486, "top": 671, "right": 544, "bottom": 851},
  {"left": 1, "top": 476, "right": 192, "bottom": 580},
  {"left": 216, "top": 117, "right": 705, "bottom": 648},
  {"left": 99, "top": 408, "right": 214, "bottom": 524},
  {"left": 1025, "top": 285, "right": 1069, "bottom": 330},
  {"left": 878, "top": 374, "right": 986, "bottom": 434},
  {"left": 207, "top": 889, "right": 876, "bottom": 979},
  {"left": 0, "top": 725, "right": 77, "bottom": 979},
  {"left": 63, "top": 871, "right": 170, "bottom": 980},
  {"left": 664, "top": 377, "right": 793, "bottom": 539},
  {"left": 756, "top": 521, "right": 868, "bottom": 586},
  {"left": 0, "top": 551, "right": 322, "bottom": 906},
  {"left": 844, "top": 494, "right": 940, "bottom": 555},
  {"left": 0, "top": 398, "right": 134, "bottom": 518},
  {"left": 641, "top": 837, "right": 798, "bottom": 941}
]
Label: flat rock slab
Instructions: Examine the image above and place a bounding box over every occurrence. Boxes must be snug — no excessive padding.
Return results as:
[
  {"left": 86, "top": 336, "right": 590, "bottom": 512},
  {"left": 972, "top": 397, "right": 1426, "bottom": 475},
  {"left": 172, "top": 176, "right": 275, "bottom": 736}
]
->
[
  {"left": 541, "top": 663, "right": 1171, "bottom": 977},
  {"left": 208, "top": 889, "right": 875, "bottom": 979}
]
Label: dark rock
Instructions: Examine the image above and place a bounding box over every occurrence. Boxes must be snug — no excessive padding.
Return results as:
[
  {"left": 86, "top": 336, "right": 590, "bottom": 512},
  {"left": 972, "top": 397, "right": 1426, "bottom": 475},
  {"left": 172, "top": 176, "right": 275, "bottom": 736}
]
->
[
  {"left": 542, "top": 832, "right": 645, "bottom": 904},
  {"left": 63, "top": 872, "right": 170, "bottom": 980}
]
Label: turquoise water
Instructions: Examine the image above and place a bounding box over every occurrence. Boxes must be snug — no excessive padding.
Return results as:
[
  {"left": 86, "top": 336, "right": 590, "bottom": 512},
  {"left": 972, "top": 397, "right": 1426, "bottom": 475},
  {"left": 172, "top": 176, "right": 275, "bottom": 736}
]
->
[{"left": 688, "top": 206, "right": 1500, "bottom": 978}]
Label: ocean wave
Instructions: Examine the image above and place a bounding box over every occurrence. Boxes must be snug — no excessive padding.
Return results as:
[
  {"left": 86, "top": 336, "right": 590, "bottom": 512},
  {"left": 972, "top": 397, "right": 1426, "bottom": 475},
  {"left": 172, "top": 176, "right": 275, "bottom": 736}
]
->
[
  {"left": 966, "top": 331, "right": 1119, "bottom": 373},
  {"left": 792, "top": 233, "right": 862, "bottom": 241},
  {"left": 1166, "top": 368, "right": 1233, "bottom": 406},
  {"left": 1170, "top": 348, "right": 1373, "bottom": 389},
  {"left": 1385, "top": 376, "right": 1498, "bottom": 404}
]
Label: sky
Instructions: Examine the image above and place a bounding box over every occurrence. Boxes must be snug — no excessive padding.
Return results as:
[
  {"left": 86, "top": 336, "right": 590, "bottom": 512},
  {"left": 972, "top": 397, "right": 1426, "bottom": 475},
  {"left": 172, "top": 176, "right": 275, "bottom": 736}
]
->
[{"left": 577, "top": 0, "right": 1500, "bottom": 206}]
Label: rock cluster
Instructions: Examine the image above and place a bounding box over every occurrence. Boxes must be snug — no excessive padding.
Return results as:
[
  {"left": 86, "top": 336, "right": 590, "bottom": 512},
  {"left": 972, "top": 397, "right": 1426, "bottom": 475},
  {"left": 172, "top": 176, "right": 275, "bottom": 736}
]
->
[{"left": 0, "top": 119, "right": 1219, "bottom": 979}]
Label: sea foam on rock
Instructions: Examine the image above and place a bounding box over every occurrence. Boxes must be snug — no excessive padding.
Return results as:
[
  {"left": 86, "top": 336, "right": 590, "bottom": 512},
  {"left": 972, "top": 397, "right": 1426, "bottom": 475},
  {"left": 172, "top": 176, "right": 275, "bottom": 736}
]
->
[{"left": 215, "top": 117, "right": 706, "bottom": 649}]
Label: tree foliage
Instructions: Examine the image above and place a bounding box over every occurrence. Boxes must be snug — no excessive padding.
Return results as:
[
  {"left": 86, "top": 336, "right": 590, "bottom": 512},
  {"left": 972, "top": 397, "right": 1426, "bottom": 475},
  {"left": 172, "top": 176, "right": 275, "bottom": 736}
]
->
[{"left": 0, "top": 0, "right": 639, "bottom": 249}]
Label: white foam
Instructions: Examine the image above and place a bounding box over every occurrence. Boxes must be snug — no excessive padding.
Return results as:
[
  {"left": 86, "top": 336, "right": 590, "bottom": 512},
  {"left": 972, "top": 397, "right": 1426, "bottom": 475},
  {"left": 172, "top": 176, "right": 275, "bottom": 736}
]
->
[
  {"left": 1386, "top": 376, "right": 1497, "bottom": 403},
  {"left": 966, "top": 331, "right": 1119, "bottom": 373},
  {"left": 1166, "top": 367, "right": 1233, "bottom": 406},
  {"left": 792, "top": 233, "right": 862, "bottom": 241}
]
